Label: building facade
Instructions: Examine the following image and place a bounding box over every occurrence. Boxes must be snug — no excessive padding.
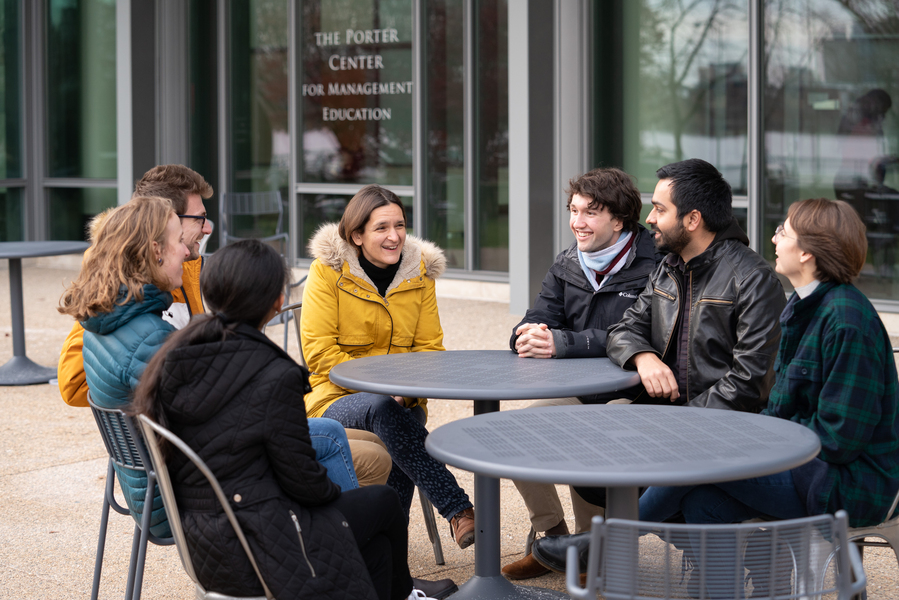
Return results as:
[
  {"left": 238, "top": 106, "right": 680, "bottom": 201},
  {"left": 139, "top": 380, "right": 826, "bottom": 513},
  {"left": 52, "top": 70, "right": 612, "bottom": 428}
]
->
[{"left": 1, "top": 0, "right": 897, "bottom": 313}]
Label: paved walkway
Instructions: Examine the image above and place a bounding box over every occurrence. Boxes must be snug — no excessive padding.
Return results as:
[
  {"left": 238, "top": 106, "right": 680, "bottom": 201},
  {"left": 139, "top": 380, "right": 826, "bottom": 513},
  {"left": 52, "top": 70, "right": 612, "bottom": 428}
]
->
[{"left": 1, "top": 260, "right": 897, "bottom": 598}]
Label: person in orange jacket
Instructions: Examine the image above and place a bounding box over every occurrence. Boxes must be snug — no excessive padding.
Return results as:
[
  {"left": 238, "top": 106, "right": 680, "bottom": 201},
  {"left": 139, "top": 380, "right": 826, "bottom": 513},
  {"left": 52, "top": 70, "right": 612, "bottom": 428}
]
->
[{"left": 58, "top": 165, "right": 212, "bottom": 408}]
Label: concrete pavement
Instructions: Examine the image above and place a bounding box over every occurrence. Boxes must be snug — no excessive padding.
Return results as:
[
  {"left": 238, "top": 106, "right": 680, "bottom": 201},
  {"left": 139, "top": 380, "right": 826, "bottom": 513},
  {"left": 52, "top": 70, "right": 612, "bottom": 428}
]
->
[{"left": 1, "top": 258, "right": 897, "bottom": 598}]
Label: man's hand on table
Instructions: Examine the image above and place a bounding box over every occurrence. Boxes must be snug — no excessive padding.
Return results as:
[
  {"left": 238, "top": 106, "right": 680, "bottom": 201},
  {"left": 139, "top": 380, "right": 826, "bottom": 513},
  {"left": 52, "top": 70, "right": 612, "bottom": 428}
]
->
[
  {"left": 632, "top": 352, "right": 680, "bottom": 401},
  {"left": 515, "top": 323, "right": 556, "bottom": 358},
  {"left": 392, "top": 395, "right": 406, "bottom": 406}
]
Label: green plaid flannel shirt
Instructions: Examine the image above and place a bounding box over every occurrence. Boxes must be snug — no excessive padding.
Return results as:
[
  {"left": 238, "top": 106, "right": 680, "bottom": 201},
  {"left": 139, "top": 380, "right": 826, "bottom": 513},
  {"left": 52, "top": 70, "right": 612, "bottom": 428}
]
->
[{"left": 764, "top": 281, "right": 899, "bottom": 527}]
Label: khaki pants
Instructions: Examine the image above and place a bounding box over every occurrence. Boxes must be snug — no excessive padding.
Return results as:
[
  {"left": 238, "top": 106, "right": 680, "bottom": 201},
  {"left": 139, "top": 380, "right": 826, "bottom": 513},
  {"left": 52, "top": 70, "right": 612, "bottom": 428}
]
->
[
  {"left": 347, "top": 428, "right": 392, "bottom": 487},
  {"left": 512, "top": 396, "right": 605, "bottom": 534}
]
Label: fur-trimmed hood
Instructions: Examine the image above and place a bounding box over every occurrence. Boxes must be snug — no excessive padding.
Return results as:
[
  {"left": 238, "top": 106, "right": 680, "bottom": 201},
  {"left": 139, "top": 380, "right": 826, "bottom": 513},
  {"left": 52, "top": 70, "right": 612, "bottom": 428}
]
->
[{"left": 307, "top": 222, "right": 446, "bottom": 285}]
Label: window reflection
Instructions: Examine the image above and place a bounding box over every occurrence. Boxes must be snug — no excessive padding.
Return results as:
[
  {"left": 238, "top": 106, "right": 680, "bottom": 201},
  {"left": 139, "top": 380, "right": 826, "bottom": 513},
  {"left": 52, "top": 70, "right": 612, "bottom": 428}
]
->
[
  {"left": 0, "top": 2, "right": 22, "bottom": 180},
  {"left": 230, "top": 0, "right": 289, "bottom": 193},
  {"left": 299, "top": 0, "right": 413, "bottom": 185},
  {"left": 762, "top": 0, "right": 899, "bottom": 297},
  {"left": 0, "top": 188, "right": 23, "bottom": 241},
  {"left": 622, "top": 0, "right": 749, "bottom": 194},
  {"left": 49, "top": 188, "right": 116, "bottom": 241},
  {"left": 46, "top": 0, "right": 116, "bottom": 180}
]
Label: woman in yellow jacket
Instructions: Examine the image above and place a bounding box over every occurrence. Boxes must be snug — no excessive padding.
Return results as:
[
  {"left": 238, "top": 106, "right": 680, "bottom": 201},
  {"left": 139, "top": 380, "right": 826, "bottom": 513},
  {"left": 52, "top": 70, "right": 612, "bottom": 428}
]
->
[{"left": 302, "top": 185, "right": 475, "bottom": 549}]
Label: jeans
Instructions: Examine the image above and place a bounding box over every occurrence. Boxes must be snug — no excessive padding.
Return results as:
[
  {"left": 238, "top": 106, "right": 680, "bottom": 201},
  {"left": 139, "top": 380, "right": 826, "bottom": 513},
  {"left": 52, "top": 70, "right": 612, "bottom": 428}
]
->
[
  {"left": 308, "top": 417, "right": 359, "bottom": 492},
  {"left": 639, "top": 469, "right": 807, "bottom": 524},
  {"left": 324, "top": 393, "right": 472, "bottom": 521}
]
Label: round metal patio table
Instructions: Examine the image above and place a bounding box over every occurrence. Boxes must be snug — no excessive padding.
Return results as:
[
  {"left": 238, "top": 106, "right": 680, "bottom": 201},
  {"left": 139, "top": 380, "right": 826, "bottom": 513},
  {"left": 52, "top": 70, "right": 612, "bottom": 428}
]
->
[
  {"left": 426, "top": 404, "right": 822, "bottom": 522},
  {"left": 330, "top": 349, "right": 641, "bottom": 600},
  {"left": 0, "top": 241, "right": 89, "bottom": 385}
]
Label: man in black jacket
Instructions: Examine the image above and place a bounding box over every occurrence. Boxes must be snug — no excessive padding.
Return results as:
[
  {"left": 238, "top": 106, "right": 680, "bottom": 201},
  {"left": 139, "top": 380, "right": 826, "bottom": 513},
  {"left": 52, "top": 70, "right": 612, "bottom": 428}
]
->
[
  {"left": 530, "top": 158, "right": 786, "bottom": 577},
  {"left": 502, "top": 167, "right": 660, "bottom": 581}
]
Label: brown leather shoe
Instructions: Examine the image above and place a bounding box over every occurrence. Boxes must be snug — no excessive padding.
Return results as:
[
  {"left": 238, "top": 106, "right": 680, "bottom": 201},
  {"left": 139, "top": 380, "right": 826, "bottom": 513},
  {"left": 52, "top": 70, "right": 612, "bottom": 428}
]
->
[
  {"left": 450, "top": 507, "right": 475, "bottom": 549},
  {"left": 501, "top": 553, "right": 550, "bottom": 580}
]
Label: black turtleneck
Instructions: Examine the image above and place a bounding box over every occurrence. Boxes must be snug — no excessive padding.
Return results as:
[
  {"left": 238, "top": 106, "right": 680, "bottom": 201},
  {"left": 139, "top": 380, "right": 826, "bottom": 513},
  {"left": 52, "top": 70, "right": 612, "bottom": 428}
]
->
[{"left": 358, "top": 252, "right": 402, "bottom": 297}]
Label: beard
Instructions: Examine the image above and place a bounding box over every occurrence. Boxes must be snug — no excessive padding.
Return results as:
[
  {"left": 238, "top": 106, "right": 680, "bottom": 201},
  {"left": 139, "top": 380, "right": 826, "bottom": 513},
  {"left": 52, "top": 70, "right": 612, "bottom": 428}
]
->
[
  {"left": 186, "top": 241, "right": 200, "bottom": 262},
  {"left": 652, "top": 222, "right": 690, "bottom": 255}
]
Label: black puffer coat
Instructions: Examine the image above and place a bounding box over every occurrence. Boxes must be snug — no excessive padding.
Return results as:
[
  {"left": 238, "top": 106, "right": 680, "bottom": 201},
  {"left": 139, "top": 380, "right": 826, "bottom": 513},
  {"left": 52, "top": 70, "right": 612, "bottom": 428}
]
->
[
  {"left": 510, "top": 225, "right": 660, "bottom": 403},
  {"left": 156, "top": 323, "right": 377, "bottom": 600}
]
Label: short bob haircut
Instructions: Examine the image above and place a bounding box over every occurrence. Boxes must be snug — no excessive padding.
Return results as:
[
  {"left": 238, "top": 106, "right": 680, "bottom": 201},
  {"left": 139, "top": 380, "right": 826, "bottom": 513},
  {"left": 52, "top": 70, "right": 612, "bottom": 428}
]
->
[
  {"left": 566, "top": 167, "right": 643, "bottom": 232},
  {"left": 338, "top": 184, "right": 407, "bottom": 248},
  {"left": 787, "top": 198, "right": 867, "bottom": 285},
  {"left": 58, "top": 196, "right": 177, "bottom": 321}
]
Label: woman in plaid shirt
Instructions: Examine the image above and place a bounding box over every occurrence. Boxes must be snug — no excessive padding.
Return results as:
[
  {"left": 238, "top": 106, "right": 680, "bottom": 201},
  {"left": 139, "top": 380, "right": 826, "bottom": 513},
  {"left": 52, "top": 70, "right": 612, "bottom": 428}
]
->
[{"left": 640, "top": 198, "right": 899, "bottom": 528}]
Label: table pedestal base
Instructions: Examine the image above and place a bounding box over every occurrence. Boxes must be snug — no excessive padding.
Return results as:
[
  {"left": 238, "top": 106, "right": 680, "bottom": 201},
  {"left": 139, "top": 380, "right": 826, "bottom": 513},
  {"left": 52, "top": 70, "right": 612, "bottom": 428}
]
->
[
  {"left": 0, "top": 355, "right": 57, "bottom": 385},
  {"left": 452, "top": 575, "right": 569, "bottom": 600}
]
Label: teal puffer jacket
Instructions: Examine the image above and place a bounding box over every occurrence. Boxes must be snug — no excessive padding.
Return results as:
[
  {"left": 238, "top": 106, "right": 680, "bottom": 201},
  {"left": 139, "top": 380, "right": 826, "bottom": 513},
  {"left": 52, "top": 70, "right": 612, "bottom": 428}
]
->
[{"left": 82, "top": 284, "right": 175, "bottom": 538}]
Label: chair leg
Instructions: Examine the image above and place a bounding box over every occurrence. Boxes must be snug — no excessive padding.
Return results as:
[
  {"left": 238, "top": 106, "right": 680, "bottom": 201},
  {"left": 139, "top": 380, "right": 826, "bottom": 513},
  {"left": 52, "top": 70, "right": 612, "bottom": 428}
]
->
[
  {"left": 127, "top": 479, "right": 158, "bottom": 600},
  {"left": 124, "top": 523, "right": 142, "bottom": 600},
  {"left": 419, "top": 490, "right": 445, "bottom": 565},
  {"left": 525, "top": 526, "right": 537, "bottom": 555},
  {"left": 91, "top": 464, "right": 117, "bottom": 600}
]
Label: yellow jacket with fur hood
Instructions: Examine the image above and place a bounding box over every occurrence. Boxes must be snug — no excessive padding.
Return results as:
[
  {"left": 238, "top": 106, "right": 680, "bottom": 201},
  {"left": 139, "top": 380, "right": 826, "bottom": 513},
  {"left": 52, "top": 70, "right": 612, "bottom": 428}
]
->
[{"left": 301, "top": 223, "right": 446, "bottom": 418}]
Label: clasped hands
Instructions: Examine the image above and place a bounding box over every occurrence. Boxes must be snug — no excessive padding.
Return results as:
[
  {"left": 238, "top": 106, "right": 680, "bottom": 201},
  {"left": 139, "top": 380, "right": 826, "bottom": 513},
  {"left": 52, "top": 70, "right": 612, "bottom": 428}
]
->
[{"left": 514, "top": 323, "right": 556, "bottom": 358}]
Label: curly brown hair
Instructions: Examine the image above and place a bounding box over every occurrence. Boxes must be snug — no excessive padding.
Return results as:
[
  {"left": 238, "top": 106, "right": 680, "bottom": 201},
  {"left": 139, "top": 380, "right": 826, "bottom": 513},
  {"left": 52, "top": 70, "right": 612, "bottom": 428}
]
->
[
  {"left": 58, "top": 196, "right": 177, "bottom": 321},
  {"left": 566, "top": 167, "right": 643, "bottom": 232}
]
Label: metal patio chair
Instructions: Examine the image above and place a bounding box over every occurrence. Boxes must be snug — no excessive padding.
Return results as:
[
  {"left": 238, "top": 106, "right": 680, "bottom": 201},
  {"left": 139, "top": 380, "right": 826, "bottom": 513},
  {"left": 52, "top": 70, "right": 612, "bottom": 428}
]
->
[
  {"left": 219, "top": 191, "right": 288, "bottom": 253},
  {"left": 88, "top": 394, "right": 174, "bottom": 600},
  {"left": 567, "top": 511, "right": 866, "bottom": 600},
  {"left": 138, "top": 414, "right": 273, "bottom": 600}
]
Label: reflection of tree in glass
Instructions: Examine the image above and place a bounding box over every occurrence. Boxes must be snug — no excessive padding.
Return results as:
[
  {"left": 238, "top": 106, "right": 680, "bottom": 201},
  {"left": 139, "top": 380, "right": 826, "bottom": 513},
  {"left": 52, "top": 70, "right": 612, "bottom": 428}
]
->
[{"left": 640, "top": 0, "right": 746, "bottom": 162}]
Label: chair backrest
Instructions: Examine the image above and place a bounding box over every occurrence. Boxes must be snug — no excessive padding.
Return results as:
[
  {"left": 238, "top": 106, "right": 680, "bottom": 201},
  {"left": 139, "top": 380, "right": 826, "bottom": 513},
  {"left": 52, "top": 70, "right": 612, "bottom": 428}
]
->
[
  {"left": 89, "top": 396, "right": 149, "bottom": 474},
  {"left": 568, "top": 511, "right": 866, "bottom": 600},
  {"left": 137, "top": 414, "right": 273, "bottom": 600},
  {"left": 274, "top": 301, "right": 304, "bottom": 368},
  {"left": 219, "top": 191, "right": 286, "bottom": 249}
]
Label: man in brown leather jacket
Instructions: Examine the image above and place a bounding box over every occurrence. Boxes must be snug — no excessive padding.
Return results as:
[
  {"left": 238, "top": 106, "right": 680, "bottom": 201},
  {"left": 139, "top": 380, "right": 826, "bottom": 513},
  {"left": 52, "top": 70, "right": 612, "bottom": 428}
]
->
[{"left": 529, "top": 158, "right": 786, "bottom": 577}]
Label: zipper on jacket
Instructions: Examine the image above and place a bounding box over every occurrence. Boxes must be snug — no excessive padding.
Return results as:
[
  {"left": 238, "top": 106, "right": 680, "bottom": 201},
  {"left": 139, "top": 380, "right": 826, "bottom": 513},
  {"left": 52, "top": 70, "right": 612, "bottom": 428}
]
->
[
  {"left": 289, "top": 510, "right": 317, "bottom": 577},
  {"left": 659, "top": 269, "right": 681, "bottom": 367}
]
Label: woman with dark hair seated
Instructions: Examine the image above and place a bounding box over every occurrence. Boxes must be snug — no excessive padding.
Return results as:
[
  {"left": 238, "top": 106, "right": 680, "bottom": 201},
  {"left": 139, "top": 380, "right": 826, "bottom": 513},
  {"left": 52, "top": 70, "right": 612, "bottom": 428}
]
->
[{"left": 133, "top": 239, "right": 451, "bottom": 600}]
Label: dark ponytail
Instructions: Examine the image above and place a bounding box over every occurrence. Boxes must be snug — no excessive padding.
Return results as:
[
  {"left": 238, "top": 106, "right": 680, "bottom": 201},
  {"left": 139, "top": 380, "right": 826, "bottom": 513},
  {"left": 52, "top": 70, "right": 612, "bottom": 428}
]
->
[{"left": 131, "top": 240, "right": 289, "bottom": 450}]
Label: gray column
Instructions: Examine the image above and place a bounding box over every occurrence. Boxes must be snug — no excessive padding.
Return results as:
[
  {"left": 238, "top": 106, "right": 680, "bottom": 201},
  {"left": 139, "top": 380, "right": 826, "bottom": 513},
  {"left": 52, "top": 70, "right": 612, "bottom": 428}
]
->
[
  {"left": 554, "top": 0, "right": 592, "bottom": 254},
  {"left": 156, "top": 0, "right": 190, "bottom": 166},
  {"left": 116, "top": 0, "right": 133, "bottom": 205},
  {"left": 130, "top": 0, "right": 158, "bottom": 181},
  {"left": 508, "top": 0, "right": 555, "bottom": 315}
]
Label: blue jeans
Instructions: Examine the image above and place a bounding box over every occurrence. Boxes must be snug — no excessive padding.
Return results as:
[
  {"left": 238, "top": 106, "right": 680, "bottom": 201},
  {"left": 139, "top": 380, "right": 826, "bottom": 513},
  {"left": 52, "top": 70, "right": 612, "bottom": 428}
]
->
[
  {"left": 323, "top": 393, "right": 472, "bottom": 521},
  {"left": 308, "top": 417, "right": 359, "bottom": 492},
  {"left": 639, "top": 469, "right": 807, "bottom": 524}
]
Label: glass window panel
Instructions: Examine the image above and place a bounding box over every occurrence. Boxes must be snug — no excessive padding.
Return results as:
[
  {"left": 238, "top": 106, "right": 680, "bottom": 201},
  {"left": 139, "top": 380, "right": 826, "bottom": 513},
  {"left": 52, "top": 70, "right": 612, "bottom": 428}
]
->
[
  {"left": 48, "top": 187, "right": 116, "bottom": 241},
  {"left": 762, "top": 0, "right": 899, "bottom": 298},
  {"left": 299, "top": 0, "right": 413, "bottom": 185},
  {"left": 0, "top": 187, "right": 23, "bottom": 241},
  {"left": 619, "top": 0, "right": 749, "bottom": 194},
  {"left": 46, "top": 0, "right": 117, "bottom": 179},
  {"left": 296, "top": 191, "right": 414, "bottom": 259},
  {"left": 189, "top": 1, "right": 220, "bottom": 251},
  {"left": 0, "top": 3, "right": 22, "bottom": 179},
  {"left": 475, "top": 0, "right": 508, "bottom": 272},
  {"left": 424, "top": 0, "right": 464, "bottom": 269},
  {"left": 230, "top": 0, "right": 289, "bottom": 195}
]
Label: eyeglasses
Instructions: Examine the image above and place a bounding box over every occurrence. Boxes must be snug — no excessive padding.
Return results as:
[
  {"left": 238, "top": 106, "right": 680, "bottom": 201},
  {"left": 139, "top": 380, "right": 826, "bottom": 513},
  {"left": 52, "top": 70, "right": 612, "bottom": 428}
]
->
[
  {"left": 774, "top": 224, "right": 796, "bottom": 242},
  {"left": 178, "top": 214, "right": 206, "bottom": 228}
]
